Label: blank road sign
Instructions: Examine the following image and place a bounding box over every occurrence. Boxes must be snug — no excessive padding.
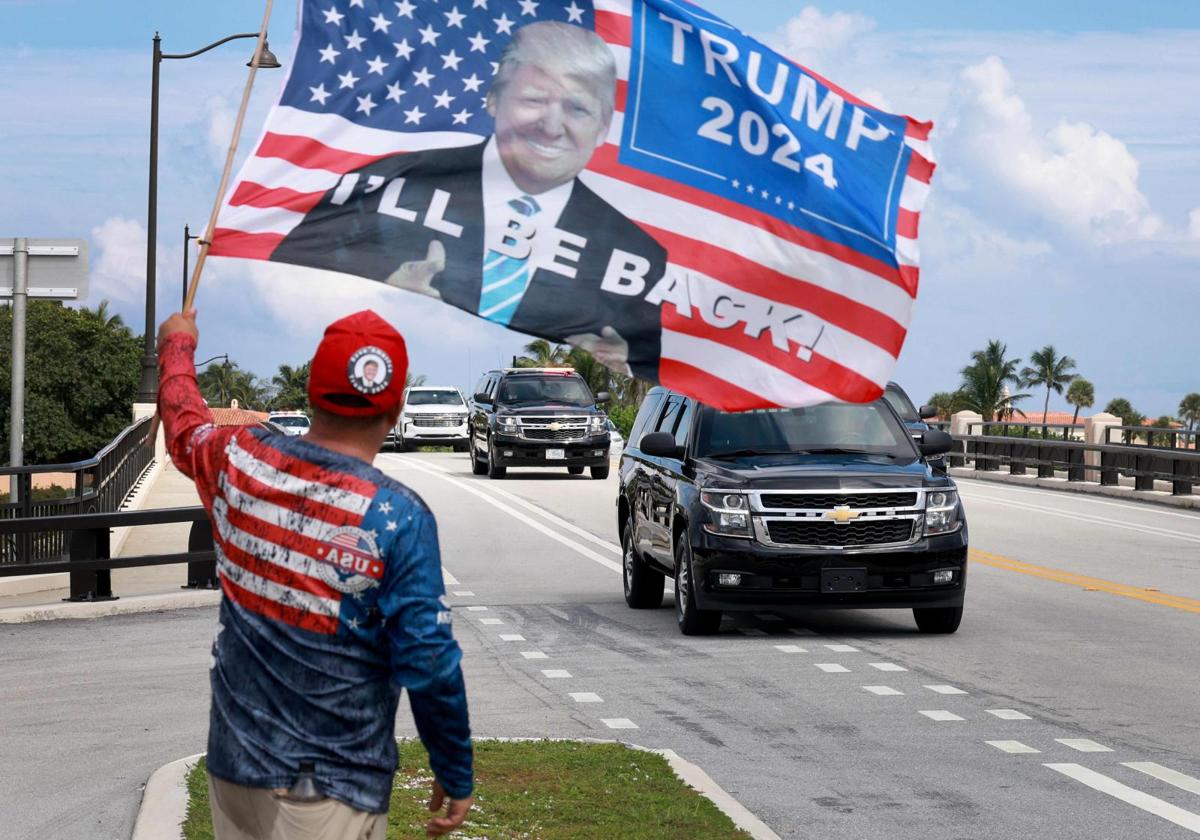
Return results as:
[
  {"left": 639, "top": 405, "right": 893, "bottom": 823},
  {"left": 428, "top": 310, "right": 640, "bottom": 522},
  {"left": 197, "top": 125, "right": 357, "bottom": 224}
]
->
[{"left": 0, "top": 238, "right": 90, "bottom": 300}]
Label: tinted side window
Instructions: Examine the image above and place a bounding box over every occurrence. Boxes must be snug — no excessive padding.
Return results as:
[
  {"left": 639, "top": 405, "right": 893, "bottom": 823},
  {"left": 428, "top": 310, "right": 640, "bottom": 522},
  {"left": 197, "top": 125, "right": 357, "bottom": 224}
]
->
[
  {"left": 485, "top": 375, "right": 499, "bottom": 397},
  {"left": 473, "top": 376, "right": 489, "bottom": 400},
  {"left": 673, "top": 400, "right": 694, "bottom": 447},
  {"left": 655, "top": 396, "right": 683, "bottom": 434},
  {"left": 628, "top": 393, "right": 665, "bottom": 447}
]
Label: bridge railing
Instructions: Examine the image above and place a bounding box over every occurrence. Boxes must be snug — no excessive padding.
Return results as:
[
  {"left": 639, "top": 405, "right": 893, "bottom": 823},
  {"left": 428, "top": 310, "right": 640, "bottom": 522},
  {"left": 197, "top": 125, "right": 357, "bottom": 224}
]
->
[
  {"left": 949, "top": 423, "right": 1200, "bottom": 496},
  {"left": 0, "top": 416, "right": 155, "bottom": 568},
  {"left": 0, "top": 506, "right": 216, "bottom": 600}
]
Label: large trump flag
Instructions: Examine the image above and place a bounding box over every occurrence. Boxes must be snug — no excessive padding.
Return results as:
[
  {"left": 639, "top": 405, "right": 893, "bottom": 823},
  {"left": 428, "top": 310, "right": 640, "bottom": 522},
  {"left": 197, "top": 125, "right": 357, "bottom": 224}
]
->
[{"left": 212, "top": 0, "right": 934, "bottom": 410}]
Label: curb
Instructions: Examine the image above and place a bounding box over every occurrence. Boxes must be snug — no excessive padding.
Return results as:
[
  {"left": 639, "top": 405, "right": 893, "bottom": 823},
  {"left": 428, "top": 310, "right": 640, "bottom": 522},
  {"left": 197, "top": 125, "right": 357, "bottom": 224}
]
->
[
  {"left": 0, "top": 590, "right": 220, "bottom": 624},
  {"left": 134, "top": 739, "right": 780, "bottom": 840},
  {"left": 950, "top": 468, "right": 1200, "bottom": 511}
]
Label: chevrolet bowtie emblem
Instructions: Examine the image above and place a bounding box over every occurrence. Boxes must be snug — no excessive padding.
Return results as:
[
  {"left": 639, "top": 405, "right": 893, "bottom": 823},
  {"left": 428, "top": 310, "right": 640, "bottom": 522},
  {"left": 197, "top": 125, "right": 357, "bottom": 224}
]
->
[
  {"left": 825, "top": 506, "right": 860, "bottom": 524},
  {"left": 549, "top": 422, "right": 562, "bottom": 431}
]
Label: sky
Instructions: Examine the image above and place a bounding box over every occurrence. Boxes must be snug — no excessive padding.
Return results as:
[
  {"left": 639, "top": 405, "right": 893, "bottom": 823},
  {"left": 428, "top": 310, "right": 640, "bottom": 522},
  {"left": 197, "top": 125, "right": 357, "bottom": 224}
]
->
[{"left": 2, "top": 1, "right": 1198, "bottom": 418}]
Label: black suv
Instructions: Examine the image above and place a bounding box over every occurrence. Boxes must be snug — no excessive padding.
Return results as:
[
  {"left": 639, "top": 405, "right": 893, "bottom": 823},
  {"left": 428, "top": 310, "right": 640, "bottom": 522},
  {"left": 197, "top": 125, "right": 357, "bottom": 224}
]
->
[
  {"left": 617, "top": 388, "right": 966, "bottom": 635},
  {"left": 469, "top": 368, "right": 611, "bottom": 479}
]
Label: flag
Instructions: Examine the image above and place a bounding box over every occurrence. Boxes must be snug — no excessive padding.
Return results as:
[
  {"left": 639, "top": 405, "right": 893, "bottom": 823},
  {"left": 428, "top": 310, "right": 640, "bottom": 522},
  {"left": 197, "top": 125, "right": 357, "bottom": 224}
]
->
[{"left": 212, "top": 0, "right": 934, "bottom": 410}]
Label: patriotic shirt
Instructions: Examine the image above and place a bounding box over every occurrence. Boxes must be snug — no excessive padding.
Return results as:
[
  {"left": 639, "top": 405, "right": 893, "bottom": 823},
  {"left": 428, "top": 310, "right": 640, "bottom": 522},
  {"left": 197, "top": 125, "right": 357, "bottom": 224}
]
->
[{"left": 157, "top": 332, "right": 472, "bottom": 812}]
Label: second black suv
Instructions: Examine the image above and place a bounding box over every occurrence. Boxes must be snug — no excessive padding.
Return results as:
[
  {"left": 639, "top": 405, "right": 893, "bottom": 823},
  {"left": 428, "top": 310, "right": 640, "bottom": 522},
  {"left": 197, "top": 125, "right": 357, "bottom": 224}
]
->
[
  {"left": 618, "top": 387, "right": 966, "bottom": 635},
  {"left": 469, "top": 368, "right": 611, "bottom": 479}
]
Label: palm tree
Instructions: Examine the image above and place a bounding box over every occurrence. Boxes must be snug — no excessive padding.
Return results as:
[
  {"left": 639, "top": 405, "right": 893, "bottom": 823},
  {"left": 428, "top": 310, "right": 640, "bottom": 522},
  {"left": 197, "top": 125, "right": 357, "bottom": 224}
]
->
[
  {"left": 405, "top": 372, "right": 427, "bottom": 389},
  {"left": 565, "top": 346, "right": 610, "bottom": 398},
  {"left": 1020, "top": 345, "right": 1077, "bottom": 424},
  {"left": 83, "top": 299, "right": 129, "bottom": 333},
  {"left": 1065, "top": 378, "right": 1095, "bottom": 425},
  {"left": 927, "top": 391, "right": 963, "bottom": 421},
  {"left": 1178, "top": 393, "right": 1200, "bottom": 432},
  {"left": 1150, "top": 416, "right": 1177, "bottom": 447},
  {"left": 957, "top": 340, "right": 1028, "bottom": 422},
  {"left": 1104, "top": 397, "right": 1143, "bottom": 444},
  {"left": 270, "top": 362, "right": 310, "bottom": 411},
  {"left": 515, "top": 339, "right": 567, "bottom": 368}
]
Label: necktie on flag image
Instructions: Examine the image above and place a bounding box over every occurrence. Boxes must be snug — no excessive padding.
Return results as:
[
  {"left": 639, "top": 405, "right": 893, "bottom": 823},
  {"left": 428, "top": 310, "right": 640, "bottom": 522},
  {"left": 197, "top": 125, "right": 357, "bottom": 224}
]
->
[{"left": 211, "top": 0, "right": 935, "bottom": 410}]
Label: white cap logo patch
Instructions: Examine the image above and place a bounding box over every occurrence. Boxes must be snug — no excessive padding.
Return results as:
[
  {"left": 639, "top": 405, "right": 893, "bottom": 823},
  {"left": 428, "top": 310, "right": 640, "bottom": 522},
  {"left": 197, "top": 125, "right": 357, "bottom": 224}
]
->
[{"left": 348, "top": 346, "right": 393, "bottom": 395}]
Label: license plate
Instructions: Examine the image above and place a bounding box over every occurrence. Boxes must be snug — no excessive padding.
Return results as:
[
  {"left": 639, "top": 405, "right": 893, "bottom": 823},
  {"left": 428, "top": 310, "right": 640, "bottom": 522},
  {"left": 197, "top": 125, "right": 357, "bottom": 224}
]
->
[
  {"left": 546, "top": 448, "right": 565, "bottom": 460},
  {"left": 821, "top": 568, "right": 866, "bottom": 593}
]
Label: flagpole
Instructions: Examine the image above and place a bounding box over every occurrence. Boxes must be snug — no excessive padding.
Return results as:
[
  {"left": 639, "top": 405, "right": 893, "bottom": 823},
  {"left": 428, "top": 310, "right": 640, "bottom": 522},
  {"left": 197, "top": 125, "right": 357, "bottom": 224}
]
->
[{"left": 186, "top": 0, "right": 276, "bottom": 310}]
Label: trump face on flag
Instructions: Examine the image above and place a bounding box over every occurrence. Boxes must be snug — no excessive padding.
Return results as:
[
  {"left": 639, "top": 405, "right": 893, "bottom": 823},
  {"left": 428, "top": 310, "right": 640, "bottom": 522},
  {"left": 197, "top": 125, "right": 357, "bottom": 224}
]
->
[{"left": 272, "top": 20, "right": 668, "bottom": 380}]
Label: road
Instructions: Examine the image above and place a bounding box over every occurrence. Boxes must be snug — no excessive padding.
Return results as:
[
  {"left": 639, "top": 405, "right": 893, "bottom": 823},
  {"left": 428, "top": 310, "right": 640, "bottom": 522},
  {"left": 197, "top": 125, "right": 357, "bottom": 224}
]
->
[{"left": 1, "top": 451, "right": 1199, "bottom": 839}]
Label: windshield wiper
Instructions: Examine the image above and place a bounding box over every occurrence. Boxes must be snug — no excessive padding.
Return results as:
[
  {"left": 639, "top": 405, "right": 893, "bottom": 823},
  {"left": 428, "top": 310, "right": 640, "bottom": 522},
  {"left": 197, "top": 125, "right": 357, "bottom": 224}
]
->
[
  {"left": 795, "top": 447, "right": 887, "bottom": 456},
  {"left": 705, "top": 448, "right": 794, "bottom": 459}
]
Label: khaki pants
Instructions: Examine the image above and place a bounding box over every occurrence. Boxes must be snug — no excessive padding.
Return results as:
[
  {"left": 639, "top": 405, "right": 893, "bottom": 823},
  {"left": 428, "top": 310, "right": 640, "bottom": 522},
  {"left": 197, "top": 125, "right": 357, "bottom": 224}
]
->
[{"left": 208, "top": 774, "right": 387, "bottom": 840}]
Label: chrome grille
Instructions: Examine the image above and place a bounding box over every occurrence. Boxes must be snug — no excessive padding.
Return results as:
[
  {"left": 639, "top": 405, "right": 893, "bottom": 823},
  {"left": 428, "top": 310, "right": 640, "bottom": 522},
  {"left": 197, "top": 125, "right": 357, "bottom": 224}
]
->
[
  {"left": 518, "top": 416, "right": 591, "bottom": 443},
  {"left": 411, "top": 414, "right": 463, "bottom": 427},
  {"left": 761, "top": 492, "right": 918, "bottom": 510},
  {"left": 765, "top": 519, "right": 914, "bottom": 547},
  {"left": 523, "top": 427, "right": 586, "bottom": 441}
]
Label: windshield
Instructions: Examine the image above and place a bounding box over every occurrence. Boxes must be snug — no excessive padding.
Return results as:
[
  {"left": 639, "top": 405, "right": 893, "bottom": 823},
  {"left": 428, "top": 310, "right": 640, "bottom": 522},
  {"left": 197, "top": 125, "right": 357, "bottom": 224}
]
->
[
  {"left": 269, "top": 416, "right": 310, "bottom": 428},
  {"left": 496, "top": 375, "right": 594, "bottom": 406},
  {"left": 696, "top": 401, "right": 917, "bottom": 459},
  {"left": 883, "top": 384, "right": 920, "bottom": 423},
  {"left": 407, "top": 389, "right": 464, "bottom": 406}
]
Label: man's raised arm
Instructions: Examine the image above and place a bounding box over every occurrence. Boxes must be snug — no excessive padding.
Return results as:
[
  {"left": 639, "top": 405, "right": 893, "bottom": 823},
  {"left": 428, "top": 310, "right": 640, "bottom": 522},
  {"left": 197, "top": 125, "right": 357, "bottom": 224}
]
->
[{"left": 156, "top": 310, "right": 217, "bottom": 480}]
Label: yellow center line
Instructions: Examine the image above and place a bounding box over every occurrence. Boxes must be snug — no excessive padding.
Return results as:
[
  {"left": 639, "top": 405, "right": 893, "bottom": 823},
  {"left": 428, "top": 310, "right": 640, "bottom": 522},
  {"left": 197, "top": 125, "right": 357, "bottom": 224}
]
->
[{"left": 969, "top": 548, "right": 1200, "bottom": 614}]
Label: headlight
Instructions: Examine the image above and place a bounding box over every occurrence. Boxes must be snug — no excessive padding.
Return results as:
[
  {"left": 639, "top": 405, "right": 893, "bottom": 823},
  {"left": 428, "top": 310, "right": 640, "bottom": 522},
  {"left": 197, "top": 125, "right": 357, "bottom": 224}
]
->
[
  {"left": 498, "top": 416, "right": 519, "bottom": 433},
  {"left": 924, "top": 489, "right": 961, "bottom": 536},
  {"left": 700, "top": 491, "right": 752, "bottom": 538},
  {"left": 589, "top": 416, "right": 606, "bottom": 434}
]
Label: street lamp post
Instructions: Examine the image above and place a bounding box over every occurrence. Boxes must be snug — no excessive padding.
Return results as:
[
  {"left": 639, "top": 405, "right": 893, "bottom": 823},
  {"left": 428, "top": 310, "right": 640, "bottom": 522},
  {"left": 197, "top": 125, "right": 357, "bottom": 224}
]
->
[
  {"left": 183, "top": 224, "right": 202, "bottom": 310},
  {"left": 137, "top": 32, "right": 280, "bottom": 403}
]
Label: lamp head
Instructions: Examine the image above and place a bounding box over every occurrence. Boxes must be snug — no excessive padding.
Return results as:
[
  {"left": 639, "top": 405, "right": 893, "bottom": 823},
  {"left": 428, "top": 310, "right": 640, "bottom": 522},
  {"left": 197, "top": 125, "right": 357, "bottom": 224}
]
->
[{"left": 247, "top": 39, "right": 281, "bottom": 69}]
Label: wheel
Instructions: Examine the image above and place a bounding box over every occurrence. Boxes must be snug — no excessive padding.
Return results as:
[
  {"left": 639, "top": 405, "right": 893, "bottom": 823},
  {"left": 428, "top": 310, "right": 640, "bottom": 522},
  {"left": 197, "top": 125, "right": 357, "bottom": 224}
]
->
[
  {"left": 454, "top": 441, "right": 469, "bottom": 453},
  {"left": 567, "top": 466, "right": 585, "bottom": 475},
  {"left": 395, "top": 437, "right": 408, "bottom": 453},
  {"left": 623, "top": 517, "right": 664, "bottom": 609},
  {"left": 590, "top": 464, "right": 610, "bottom": 480},
  {"left": 470, "top": 438, "right": 487, "bottom": 475},
  {"left": 674, "top": 536, "right": 721, "bottom": 635},
  {"left": 486, "top": 438, "right": 507, "bottom": 479},
  {"left": 913, "top": 606, "right": 963, "bottom": 634}
]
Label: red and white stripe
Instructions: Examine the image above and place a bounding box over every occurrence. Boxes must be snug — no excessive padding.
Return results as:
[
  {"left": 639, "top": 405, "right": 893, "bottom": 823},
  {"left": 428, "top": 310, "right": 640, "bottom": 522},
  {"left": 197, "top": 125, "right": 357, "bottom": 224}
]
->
[
  {"left": 206, "top": 434, "right": 380, "bottom": 633},
  {"left": 212, "top": 0, "right": 934, "bottom": 411}
]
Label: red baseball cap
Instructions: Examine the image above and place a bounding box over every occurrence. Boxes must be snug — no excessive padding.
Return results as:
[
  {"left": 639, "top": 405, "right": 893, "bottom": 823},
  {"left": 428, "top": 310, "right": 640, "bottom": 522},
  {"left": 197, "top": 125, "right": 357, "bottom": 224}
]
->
[{"left": 308, "top": 310, "right": 408, "bottom": 417}]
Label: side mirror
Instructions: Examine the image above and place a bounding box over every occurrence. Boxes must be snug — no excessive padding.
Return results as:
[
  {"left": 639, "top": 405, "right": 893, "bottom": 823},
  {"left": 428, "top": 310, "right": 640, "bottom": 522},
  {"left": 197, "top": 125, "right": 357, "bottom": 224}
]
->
[
  {"left": 919, "top": 404, "right": 939, "bottom": 420},
  {"left": 595, "top": 391, "right": 610, "bottom": 404},
  {"left": 473, "top": 392, "right": 491, "bottom": 404},
  {"left": 639, "top": 431, "right": 682, "bottom": 459},
  {"left": 919, "top": 429, "right": 953, "bottom": 457}
]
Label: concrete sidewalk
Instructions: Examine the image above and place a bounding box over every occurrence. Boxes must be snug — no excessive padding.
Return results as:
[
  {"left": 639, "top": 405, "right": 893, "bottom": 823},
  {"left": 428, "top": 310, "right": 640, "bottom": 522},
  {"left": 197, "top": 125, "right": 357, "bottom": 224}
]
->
[
  {"left": 949, "top": 466, "right": 1200, "bottom": 510},
  {"left": 0, "top": 462, "right": 207, "bottom": 616}
]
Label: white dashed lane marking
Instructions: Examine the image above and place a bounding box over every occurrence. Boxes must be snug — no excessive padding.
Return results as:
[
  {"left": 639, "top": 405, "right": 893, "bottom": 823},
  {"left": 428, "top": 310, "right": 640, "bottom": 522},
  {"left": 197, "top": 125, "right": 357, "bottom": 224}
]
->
[
  {"left": 1124, "top": 762, "right": 1200, "bottom": 796},
  {"left": 498, "top": 634, "right": 524, "bottom": 642},
  {"left": 520, "top": 651, "right": 548, "bottom": 660},
  {"left": 602, "top": 718, "right": 639, "bottom": 729},
  {"left": 987, "top": 740, "right": 1040, "bottom": 754},
  {"left": 987, "top": 709, "right": 1032, "bottom": 720},
  {"left": 869, "top": 663, "right": 907, "bottom": 672},
  {"left": 863, "top": 686, "right": 903, "bottom": 696},
  {"left": 824, "top": 644, "right": 859, "bottom": 653},
  {"left": 815, "top": 664, "right": 850, "bottom": 673},
  {"left": 1057, "top": 738, "right": 1113, "bottom": 753},
  {"left": 569, "top": 692, "right": 603, "bottom": 703},
  {"left": 478, "top": 618, "right": 504, "bottom": 625},
  {"left": 925, "top": 684, "right": 968, "bottom": 695},
  {"left": 541, "top": 670, "right": 572, "bottom": 679},
  {"left": 452, "top": 590, "right": 474, "bottom": 597},
  {"left": 773, "top": 645, "right": 807, "bottom": 654},
  {"left": 1046, "top": 764, "right": 1200, "bottom": 834},
  {"left": 466, "top": 606, "right": 488, "bottom": 612},
  {"left": 920, "top": 710, "right": 966, "bottom": 722}
]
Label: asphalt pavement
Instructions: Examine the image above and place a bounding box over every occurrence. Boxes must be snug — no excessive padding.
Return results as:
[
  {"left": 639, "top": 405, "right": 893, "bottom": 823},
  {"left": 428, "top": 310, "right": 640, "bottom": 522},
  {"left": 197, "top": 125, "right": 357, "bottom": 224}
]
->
[{"left": 1, "top": 450, "right": 1198, "bottom": 839}]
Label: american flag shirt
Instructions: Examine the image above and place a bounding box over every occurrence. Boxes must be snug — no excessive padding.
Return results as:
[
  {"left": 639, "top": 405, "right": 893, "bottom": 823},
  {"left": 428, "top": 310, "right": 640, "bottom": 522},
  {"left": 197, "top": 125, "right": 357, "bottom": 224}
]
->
[{"left": 157, "top": 332, "right": 472, "bottom": 812}]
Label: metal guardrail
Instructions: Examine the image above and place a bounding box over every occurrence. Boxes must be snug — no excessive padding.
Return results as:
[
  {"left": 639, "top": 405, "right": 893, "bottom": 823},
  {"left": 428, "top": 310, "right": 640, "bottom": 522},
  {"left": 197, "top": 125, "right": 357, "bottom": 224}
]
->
[
  {"left": 1104, "top": 425, "right": 1197, "bottom": 449},
  {"left": 0, "top": 416, "right": 155, "bottom": 567},
  {"left": 0, "top": 506, "right": 216, "bottom": 600},
  {"left": 948, "top": 427, "right": 1200, "bottom": 496}
]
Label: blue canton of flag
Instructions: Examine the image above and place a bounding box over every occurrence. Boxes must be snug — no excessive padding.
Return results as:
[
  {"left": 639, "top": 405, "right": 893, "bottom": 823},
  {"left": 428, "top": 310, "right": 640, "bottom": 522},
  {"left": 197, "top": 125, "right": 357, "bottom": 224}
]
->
[{"left": 282, "top": 0, "right": 596, "bottom": 135}]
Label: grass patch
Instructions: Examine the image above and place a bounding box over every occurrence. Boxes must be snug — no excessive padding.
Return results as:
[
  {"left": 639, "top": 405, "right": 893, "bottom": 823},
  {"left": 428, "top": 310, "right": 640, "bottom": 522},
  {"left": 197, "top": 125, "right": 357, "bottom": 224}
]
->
[{"left": 182, "top": 741, "right": 751, "bottom": 839}]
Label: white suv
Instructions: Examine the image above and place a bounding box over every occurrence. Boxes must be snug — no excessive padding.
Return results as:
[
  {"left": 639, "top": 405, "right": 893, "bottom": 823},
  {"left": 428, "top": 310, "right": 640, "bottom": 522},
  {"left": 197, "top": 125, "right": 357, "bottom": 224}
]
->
[
  {"left": 396, "top": 386, "right": 470, "bottom": 452},
  {"left": 267, "top": 412, "right": 311, "bottom": 436}
]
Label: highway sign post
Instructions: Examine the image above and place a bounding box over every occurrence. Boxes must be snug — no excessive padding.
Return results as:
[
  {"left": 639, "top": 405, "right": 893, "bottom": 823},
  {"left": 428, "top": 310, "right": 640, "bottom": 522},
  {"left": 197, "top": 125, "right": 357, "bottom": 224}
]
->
[{"left": 1, "top": 237, "right": 89, "bottom": 475}]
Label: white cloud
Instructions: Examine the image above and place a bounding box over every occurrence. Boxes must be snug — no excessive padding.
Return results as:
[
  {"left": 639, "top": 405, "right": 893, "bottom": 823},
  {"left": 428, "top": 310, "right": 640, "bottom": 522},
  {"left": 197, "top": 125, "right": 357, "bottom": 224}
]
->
[
  {"left": 1189, "top": 208, "right": 1200, "bottom": 240},
  {"left": 89, "top": 217, "right": 149, "bottom": 303},
  {"left": 205, "top": 96, "right": 237, "bottom": 167},
  {"left": 766, "top": 6, "right": 875, "bottom": 70},
  {"left": 951, "top": 56, "right": 1160, "bottom": 244}
]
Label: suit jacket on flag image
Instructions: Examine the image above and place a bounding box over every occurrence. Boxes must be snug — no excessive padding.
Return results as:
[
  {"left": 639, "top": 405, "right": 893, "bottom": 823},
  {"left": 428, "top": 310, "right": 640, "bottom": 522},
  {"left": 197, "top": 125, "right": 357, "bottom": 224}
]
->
[{"left": 212, "top": 0, "right": 935, "bottom": 410}]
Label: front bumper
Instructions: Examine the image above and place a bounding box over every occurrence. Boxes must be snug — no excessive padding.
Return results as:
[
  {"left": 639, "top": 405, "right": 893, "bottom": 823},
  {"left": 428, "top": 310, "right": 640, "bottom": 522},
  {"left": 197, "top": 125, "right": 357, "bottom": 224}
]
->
[
  {"left": 399, "top": 420, "right": 469, "bottom": 443},
  {"left": 690, "top": 527, "right": 968, "bottom": 611},
  {"left": 491, "top": 432, "right": 610, "bottom": 467}
]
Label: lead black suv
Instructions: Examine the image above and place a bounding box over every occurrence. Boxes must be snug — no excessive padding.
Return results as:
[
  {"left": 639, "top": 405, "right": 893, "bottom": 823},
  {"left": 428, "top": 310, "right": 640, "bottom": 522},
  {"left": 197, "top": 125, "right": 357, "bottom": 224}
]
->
[
  {"left": 617, "top": 388, "right": 966, "bottom": 635},
  {"left": 469, "top": 368, "right": 611, "bottom": 479}
]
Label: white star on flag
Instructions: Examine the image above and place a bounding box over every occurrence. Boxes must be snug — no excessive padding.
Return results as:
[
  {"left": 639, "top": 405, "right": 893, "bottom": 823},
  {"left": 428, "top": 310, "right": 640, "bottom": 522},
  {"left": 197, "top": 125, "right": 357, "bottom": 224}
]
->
[
  {"left": 385, "top": 82, "right": 405, "bottom": 102},
  {"left": 323, "top": 7, "right": 345, "bottom": 26},
  {"left": 319, "top": 44, "right": 340, "bottom": 64},
  {"left": 309, "top": 83, "right": 331, "bottom": 104},
  {"left": 462, "top": 73, "right": 483, "bottom": 92},
  {"left": 412, "top": 66, "right": 435, "bottom": 86},
  {"left": 452, "top": 108, "right": 472, "bottom": 124},
  {"left": 386, "top": 520, "right": 399, "bottom": 531},
  {"left": 444, "top": 7, "right": 467, "bottom": 27},
  {"left": 434, "top": 90, "right": 456, "bottom": 108},
  {"left": 393, "top": 38, "right": 414, "bottom": 59},
  {"left": 366, "top": 55, "right": 388, "bottom": 74},
  {"left": 472, "top": 0, "right": 488, "bottom": 8},
  {"left": 441, "top": 49, "right": 463, "bottom": 70},
  {"left": 378, "top": 501, "right": 393, "bottom": 514},
  {"left": 404, "top": 105, "right": 426, "bottom": 124},
  {"left": 344, "top": 29, "right": 366, "bottom": 51},
  {"left": 370, "top": 13, "right": 391, "bottom": 33},
  {"left": 494, "top": 13, "right": 514, "bottom": 34},
  {"left": 338, "top": 70, "right": 360, "bottom": 89},
  {"left": 419, "top": 24, "right": 441, "bottom": 45},
  {"left": 518, "top": 0, "right": 539, "bottom": 16},
  {"left": 467, "top": 32, "right": 490, "bottom": 53},
  {"left": 565, "top": 1, "right": 584, "bottom": 22},
  {"left": 349, "top": 617, "right": 361, "bottom": 629},
  {"left": 394, "top": 0, "right": 416, "bottom": 17},
  {"left": 356, "top": 93, "right": 377, "bottom": 115},
  {"left": 349, "top": 0, "right": 364, "bottom": 7}
]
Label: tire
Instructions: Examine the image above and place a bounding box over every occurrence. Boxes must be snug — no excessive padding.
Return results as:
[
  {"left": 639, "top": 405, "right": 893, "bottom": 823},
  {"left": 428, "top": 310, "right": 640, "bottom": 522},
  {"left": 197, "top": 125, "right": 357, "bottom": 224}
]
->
[
  {"left": 567, "top": 465, "right": 585, "bottom": 475},
  {"left": 395, "top": 437, "right": 408, "bottom": 453},
  {"left": 674, "top": 537, "right": 721, "bottom": 635},
  {"left": 470, "top": 439, "right": 487, "bottom": 475},
  {"left": 486, "top": 439, "right": 507, "bottom": 479},
  {"left": 590, "top": 464, "right": 611, "bottom": 480},
  {"left": 913, "top": 606, "right": 963, "bottom": 634},
  {"left": 454, "top": 441, "right": 469, "bottom": 453},
  {"left": 623, "top": 517, "right": 664, "bottom": 609}
]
